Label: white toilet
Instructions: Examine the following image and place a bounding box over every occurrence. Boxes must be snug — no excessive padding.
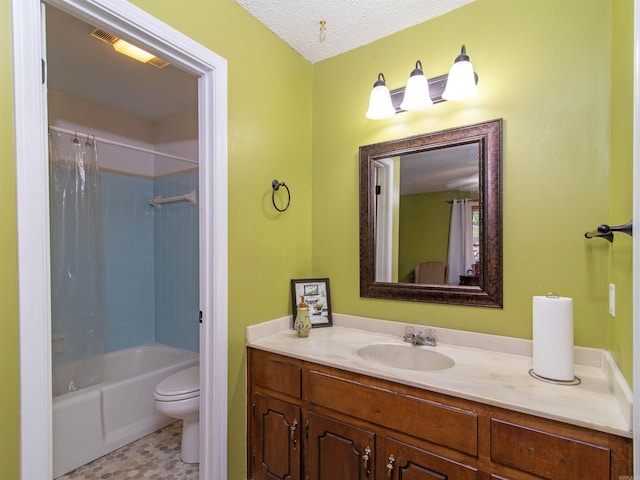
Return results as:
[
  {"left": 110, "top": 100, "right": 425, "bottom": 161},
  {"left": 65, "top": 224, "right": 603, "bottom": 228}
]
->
[{"left": 154, "top": 366, "right": 200, "bottom": 463}]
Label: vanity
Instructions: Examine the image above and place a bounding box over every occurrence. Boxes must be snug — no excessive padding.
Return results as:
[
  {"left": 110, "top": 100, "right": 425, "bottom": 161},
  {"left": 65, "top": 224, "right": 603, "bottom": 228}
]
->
[{"left": 246, "top": 316, "right": 632, "bottom": 480}]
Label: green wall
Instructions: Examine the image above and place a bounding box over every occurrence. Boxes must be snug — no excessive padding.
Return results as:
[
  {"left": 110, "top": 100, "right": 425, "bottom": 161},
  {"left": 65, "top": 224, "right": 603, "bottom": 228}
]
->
[
  {"left": 398, "top": 190, "right": 476, "bottom": 283},
  {"left": 0, "top": 0, "right": 633, "bottom": 479},
  {"left": 0, "top": 1, "right": 19, "bottom": 477},
  {"left": 312, "top": 0, "right": 623, "bottom": 348},
  {"left": 608, "top": 0, "right": 634, "bottom": 382}
]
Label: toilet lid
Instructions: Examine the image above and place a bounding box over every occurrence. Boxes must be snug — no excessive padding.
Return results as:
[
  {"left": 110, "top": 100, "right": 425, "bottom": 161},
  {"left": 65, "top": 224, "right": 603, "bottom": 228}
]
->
[{"left": 155, "top": 366, "right": 199, "bottom": 399}]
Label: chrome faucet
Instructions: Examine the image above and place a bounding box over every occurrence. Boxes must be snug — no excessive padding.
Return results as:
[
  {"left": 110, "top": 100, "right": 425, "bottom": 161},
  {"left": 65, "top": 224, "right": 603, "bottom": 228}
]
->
[{"left": 403, "top": 326, "right": 436, "bottom": 346}]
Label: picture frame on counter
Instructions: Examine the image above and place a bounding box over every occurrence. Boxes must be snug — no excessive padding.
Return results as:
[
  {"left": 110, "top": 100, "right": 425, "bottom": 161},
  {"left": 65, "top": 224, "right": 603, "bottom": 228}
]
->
[{"left": 290, "top": 278, "right": 332, "bottom": 328}]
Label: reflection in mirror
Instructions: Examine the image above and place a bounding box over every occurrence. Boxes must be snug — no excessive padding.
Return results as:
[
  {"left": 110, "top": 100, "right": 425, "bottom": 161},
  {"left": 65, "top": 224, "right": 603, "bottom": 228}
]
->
[
  {"left": 359, "top": 119, "right": 502, "bottom": 307},
  {"left": 375, "top": 144, "right": 479, "bottom": 284}
]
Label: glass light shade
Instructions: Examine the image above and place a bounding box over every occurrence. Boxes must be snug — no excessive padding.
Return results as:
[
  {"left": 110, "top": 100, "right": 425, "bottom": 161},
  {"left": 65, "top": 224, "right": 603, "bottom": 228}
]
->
[
  {"left": 366, "top": 74, "right": 396, "bottom": 120},
  {"left": 400, "top": 62, "right": 433, "bottom": 111},
  {"left": 442, "top": 60, "right": 478, "bottom": 100},
  {"left": 442, "top": 46, "right": 478, "bottom": 101},
  {"left": 112, "top": 39, "right": 155, "bottom": 63}
]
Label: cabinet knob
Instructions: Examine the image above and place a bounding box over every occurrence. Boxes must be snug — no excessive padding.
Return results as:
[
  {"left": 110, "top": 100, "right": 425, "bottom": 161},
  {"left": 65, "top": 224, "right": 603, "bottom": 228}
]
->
[
  {"left": 290, "top": 419, "right": 298, "bottom": 450},
  {"left": 362, "top": 446, "right": 371, "bottom": 477},
  {"left": 386, "top": 454, "right": 395, "bottom": 479}
]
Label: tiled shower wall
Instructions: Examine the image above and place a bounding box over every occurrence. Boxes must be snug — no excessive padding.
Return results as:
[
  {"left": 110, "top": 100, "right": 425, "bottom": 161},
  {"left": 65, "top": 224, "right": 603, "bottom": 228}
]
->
[
  {"left": 102, "top": 170, "right": 199, "bottom": 353},
  {"left": 153, "top": 172, "right": 200, "bottom": 351},
  {"left": 102, "top": 171, "right": 155, "bottom": 351}
]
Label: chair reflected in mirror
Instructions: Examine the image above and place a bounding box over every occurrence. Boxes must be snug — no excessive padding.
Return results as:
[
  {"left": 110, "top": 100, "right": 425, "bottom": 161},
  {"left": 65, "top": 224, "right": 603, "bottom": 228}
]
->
[{"left": 414, "top": 262, "right": 447, "bottom": 285}]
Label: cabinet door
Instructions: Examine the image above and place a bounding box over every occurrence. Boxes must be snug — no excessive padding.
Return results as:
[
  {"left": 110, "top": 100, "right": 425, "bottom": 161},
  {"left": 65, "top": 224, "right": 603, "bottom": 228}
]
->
[
  {"left": 251, "top": 392, "right": 301, "bottom": 480},
  {"left": 306, "top": 411, "right": 376, "bottom": 480},
  {"left": 490, "top": 418, "right": 611, "bottom": 480},
  {"left": 385, "top": 437, "right": 478, "bottom": 480}
]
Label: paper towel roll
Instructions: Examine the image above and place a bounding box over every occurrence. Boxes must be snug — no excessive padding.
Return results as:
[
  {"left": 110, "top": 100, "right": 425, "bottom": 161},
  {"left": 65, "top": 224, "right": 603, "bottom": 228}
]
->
[{"left": 532, "top": 295, "right": 574, "bottom": 381}]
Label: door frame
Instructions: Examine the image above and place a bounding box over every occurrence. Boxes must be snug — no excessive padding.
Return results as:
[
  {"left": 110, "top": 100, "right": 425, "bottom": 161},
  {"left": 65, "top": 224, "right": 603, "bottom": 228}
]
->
[
  {"left": 634, "top": 0, "right": 640, "bottom": 472},
  {"left": 11, "top": 1, "right": 228, "bottom": 478},
  {"left": 373, "top": 159, "right": 395, "bottom": 282}
]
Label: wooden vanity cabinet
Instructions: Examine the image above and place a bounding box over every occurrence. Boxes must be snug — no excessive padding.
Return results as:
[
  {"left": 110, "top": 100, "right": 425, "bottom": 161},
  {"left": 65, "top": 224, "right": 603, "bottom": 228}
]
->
[
  {"left": 384, "top": 436, "right": 479, "bottom": 480},
  {"left": 249, "top": 350, "right": 303, "bottom": 480},
  {"left": 486, "top": 412, "right": 632, "bottom": 480},
  {"left": 247, "top": 348, "right": 632, "bottom": 480},
  {"left": 252, "top": 392, "right": 301, "bottom": 480},
  {"left": 306, "top": 411, "right": 376, "bottom": 480}
]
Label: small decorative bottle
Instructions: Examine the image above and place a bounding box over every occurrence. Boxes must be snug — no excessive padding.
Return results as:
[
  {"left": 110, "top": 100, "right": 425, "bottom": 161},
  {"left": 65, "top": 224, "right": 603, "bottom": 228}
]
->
[{"left": 294, "top": 295, "right": 311, "bottom": 338}]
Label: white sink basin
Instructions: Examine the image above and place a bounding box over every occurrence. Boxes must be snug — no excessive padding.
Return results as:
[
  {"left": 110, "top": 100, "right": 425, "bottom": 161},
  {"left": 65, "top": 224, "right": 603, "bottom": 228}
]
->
[{"left": 357, "top": 343, "right": 455, "bottom": 371}]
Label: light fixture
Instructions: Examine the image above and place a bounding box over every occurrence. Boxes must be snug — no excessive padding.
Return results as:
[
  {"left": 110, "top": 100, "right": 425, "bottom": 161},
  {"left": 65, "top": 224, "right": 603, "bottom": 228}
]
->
[
  {"left": 365, "top": 73, "right": 396, "bottom": 120},
  {"left": 442, "top": 45, "right": 479, "bottom": 101},
  {"left": 365, "top": 45, "right": 479, "bottom": 119},
  {"left": 400, "top": 60, "right": 433, "bottom": 111},
  {"left": 112, "top": 38, "right": 155, "bottom": 63},
  {"left": 90, "top": 28, "right": 170, "bottom": 68}
]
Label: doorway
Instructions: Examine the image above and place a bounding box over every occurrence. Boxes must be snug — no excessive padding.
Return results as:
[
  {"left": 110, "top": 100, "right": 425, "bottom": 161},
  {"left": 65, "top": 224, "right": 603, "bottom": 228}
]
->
[{"left": 11, "top": 0, "right": 228, "bottom": 478}]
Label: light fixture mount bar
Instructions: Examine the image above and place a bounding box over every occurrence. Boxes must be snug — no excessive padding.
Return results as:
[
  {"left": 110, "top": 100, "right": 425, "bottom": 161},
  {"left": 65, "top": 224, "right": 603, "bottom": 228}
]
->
[{"left": 390, "top": 73, "right": 448, "bottom": 112}]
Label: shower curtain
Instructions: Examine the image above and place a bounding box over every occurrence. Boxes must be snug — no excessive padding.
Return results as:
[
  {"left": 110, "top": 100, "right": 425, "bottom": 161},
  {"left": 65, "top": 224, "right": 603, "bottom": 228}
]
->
[
  {"left": 447, "top": 199, "right": 475, "bottom": 285},
  {"left": 49, "top": 132, "right": 107, "bottom": 396}
]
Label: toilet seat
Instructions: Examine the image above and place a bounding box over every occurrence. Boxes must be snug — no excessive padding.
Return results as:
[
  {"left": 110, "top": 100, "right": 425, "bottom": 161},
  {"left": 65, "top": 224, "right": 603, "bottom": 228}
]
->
[{"left": 154, "top": 366, "right": 200, "bottom": 401}]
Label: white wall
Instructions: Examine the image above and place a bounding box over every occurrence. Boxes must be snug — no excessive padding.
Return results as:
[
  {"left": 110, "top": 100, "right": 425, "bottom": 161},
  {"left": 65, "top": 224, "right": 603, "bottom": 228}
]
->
[
  {"left": 48, "top": 89, "right": 197, "bottom": 178},
  {"left": 154, "top": 108, "right": 198, "bottom": 177}
]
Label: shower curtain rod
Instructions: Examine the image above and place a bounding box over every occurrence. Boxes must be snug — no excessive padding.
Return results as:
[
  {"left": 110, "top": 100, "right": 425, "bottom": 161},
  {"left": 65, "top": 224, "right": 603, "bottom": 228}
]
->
[{"left": 48, "top": 125, "right": 198, "bottom": 165}]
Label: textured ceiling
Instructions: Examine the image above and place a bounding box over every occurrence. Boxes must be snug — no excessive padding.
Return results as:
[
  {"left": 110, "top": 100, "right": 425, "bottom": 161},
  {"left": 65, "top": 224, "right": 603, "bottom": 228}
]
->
[
  {"left": 235, "top": 0, "right": 476, "bottom": 64},
  {"left": 400, "top": 144, "right": 479, "bottom": 195}
]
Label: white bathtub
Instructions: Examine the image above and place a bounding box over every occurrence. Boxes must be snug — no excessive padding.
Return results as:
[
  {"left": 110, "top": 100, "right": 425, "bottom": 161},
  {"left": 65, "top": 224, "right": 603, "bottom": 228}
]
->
[{"left": 52, "top": 343, "right": 198, "bottom": 478}]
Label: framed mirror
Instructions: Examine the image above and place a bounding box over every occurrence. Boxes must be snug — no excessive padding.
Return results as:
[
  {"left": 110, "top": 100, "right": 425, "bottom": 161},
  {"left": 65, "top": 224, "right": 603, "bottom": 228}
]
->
[{"left": 359, "top": 119, "right": 503, "bottom": 307}]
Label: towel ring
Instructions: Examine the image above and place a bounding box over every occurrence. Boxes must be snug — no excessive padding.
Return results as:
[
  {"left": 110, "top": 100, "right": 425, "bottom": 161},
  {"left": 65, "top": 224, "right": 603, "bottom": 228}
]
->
[{"left": 272, "top": 180, "right": 290, "bottom": 212}]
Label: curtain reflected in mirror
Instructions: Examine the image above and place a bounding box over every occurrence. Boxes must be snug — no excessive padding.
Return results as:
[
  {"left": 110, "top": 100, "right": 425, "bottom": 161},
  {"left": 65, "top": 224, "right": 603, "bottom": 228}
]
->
[
  {"left": 360, "top": 119, "right": 503, "bottom": 307},
  {"left": 446, "top": 199, "right": 478, "bottom": 285}
]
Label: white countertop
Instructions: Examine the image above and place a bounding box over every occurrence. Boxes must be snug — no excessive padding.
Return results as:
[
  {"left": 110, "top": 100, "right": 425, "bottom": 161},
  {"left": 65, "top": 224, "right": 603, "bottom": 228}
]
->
[{"left": 246, "top": 314, "right": 633, "bottom": 438}]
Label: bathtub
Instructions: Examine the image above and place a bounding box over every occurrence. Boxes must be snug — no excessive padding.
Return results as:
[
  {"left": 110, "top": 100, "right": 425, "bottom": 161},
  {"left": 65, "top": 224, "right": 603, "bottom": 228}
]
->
[{"left": 52, "top": 343, "right": 198, "bottom": 478}]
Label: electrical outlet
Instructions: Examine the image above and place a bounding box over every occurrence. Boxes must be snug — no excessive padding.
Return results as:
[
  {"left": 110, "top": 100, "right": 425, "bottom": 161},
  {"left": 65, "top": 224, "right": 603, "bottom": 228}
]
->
[{"left": 609, "top": 283, "right": 616, "bottom": 317}]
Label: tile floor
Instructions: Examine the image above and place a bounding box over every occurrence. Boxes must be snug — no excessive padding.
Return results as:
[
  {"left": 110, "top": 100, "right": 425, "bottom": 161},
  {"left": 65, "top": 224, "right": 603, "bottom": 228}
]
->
[{"left": 56, "top": 422, "right": 199, "bottom": 479}]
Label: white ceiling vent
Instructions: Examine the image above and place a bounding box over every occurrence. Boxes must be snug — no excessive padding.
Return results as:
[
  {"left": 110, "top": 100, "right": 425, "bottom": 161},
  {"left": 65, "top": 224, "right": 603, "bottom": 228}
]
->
[
  {"left": 90, "top": 28, "right": 169, "bottom": 69},
  {"left": 90, "top": 28, "right": 117, "bottom": 45}
]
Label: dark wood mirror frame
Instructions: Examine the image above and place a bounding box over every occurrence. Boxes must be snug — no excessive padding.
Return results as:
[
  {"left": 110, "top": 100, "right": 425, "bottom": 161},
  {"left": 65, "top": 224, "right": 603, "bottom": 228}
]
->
[{"left": 359, "top": 118, "right": 503, "bottom": 307}]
